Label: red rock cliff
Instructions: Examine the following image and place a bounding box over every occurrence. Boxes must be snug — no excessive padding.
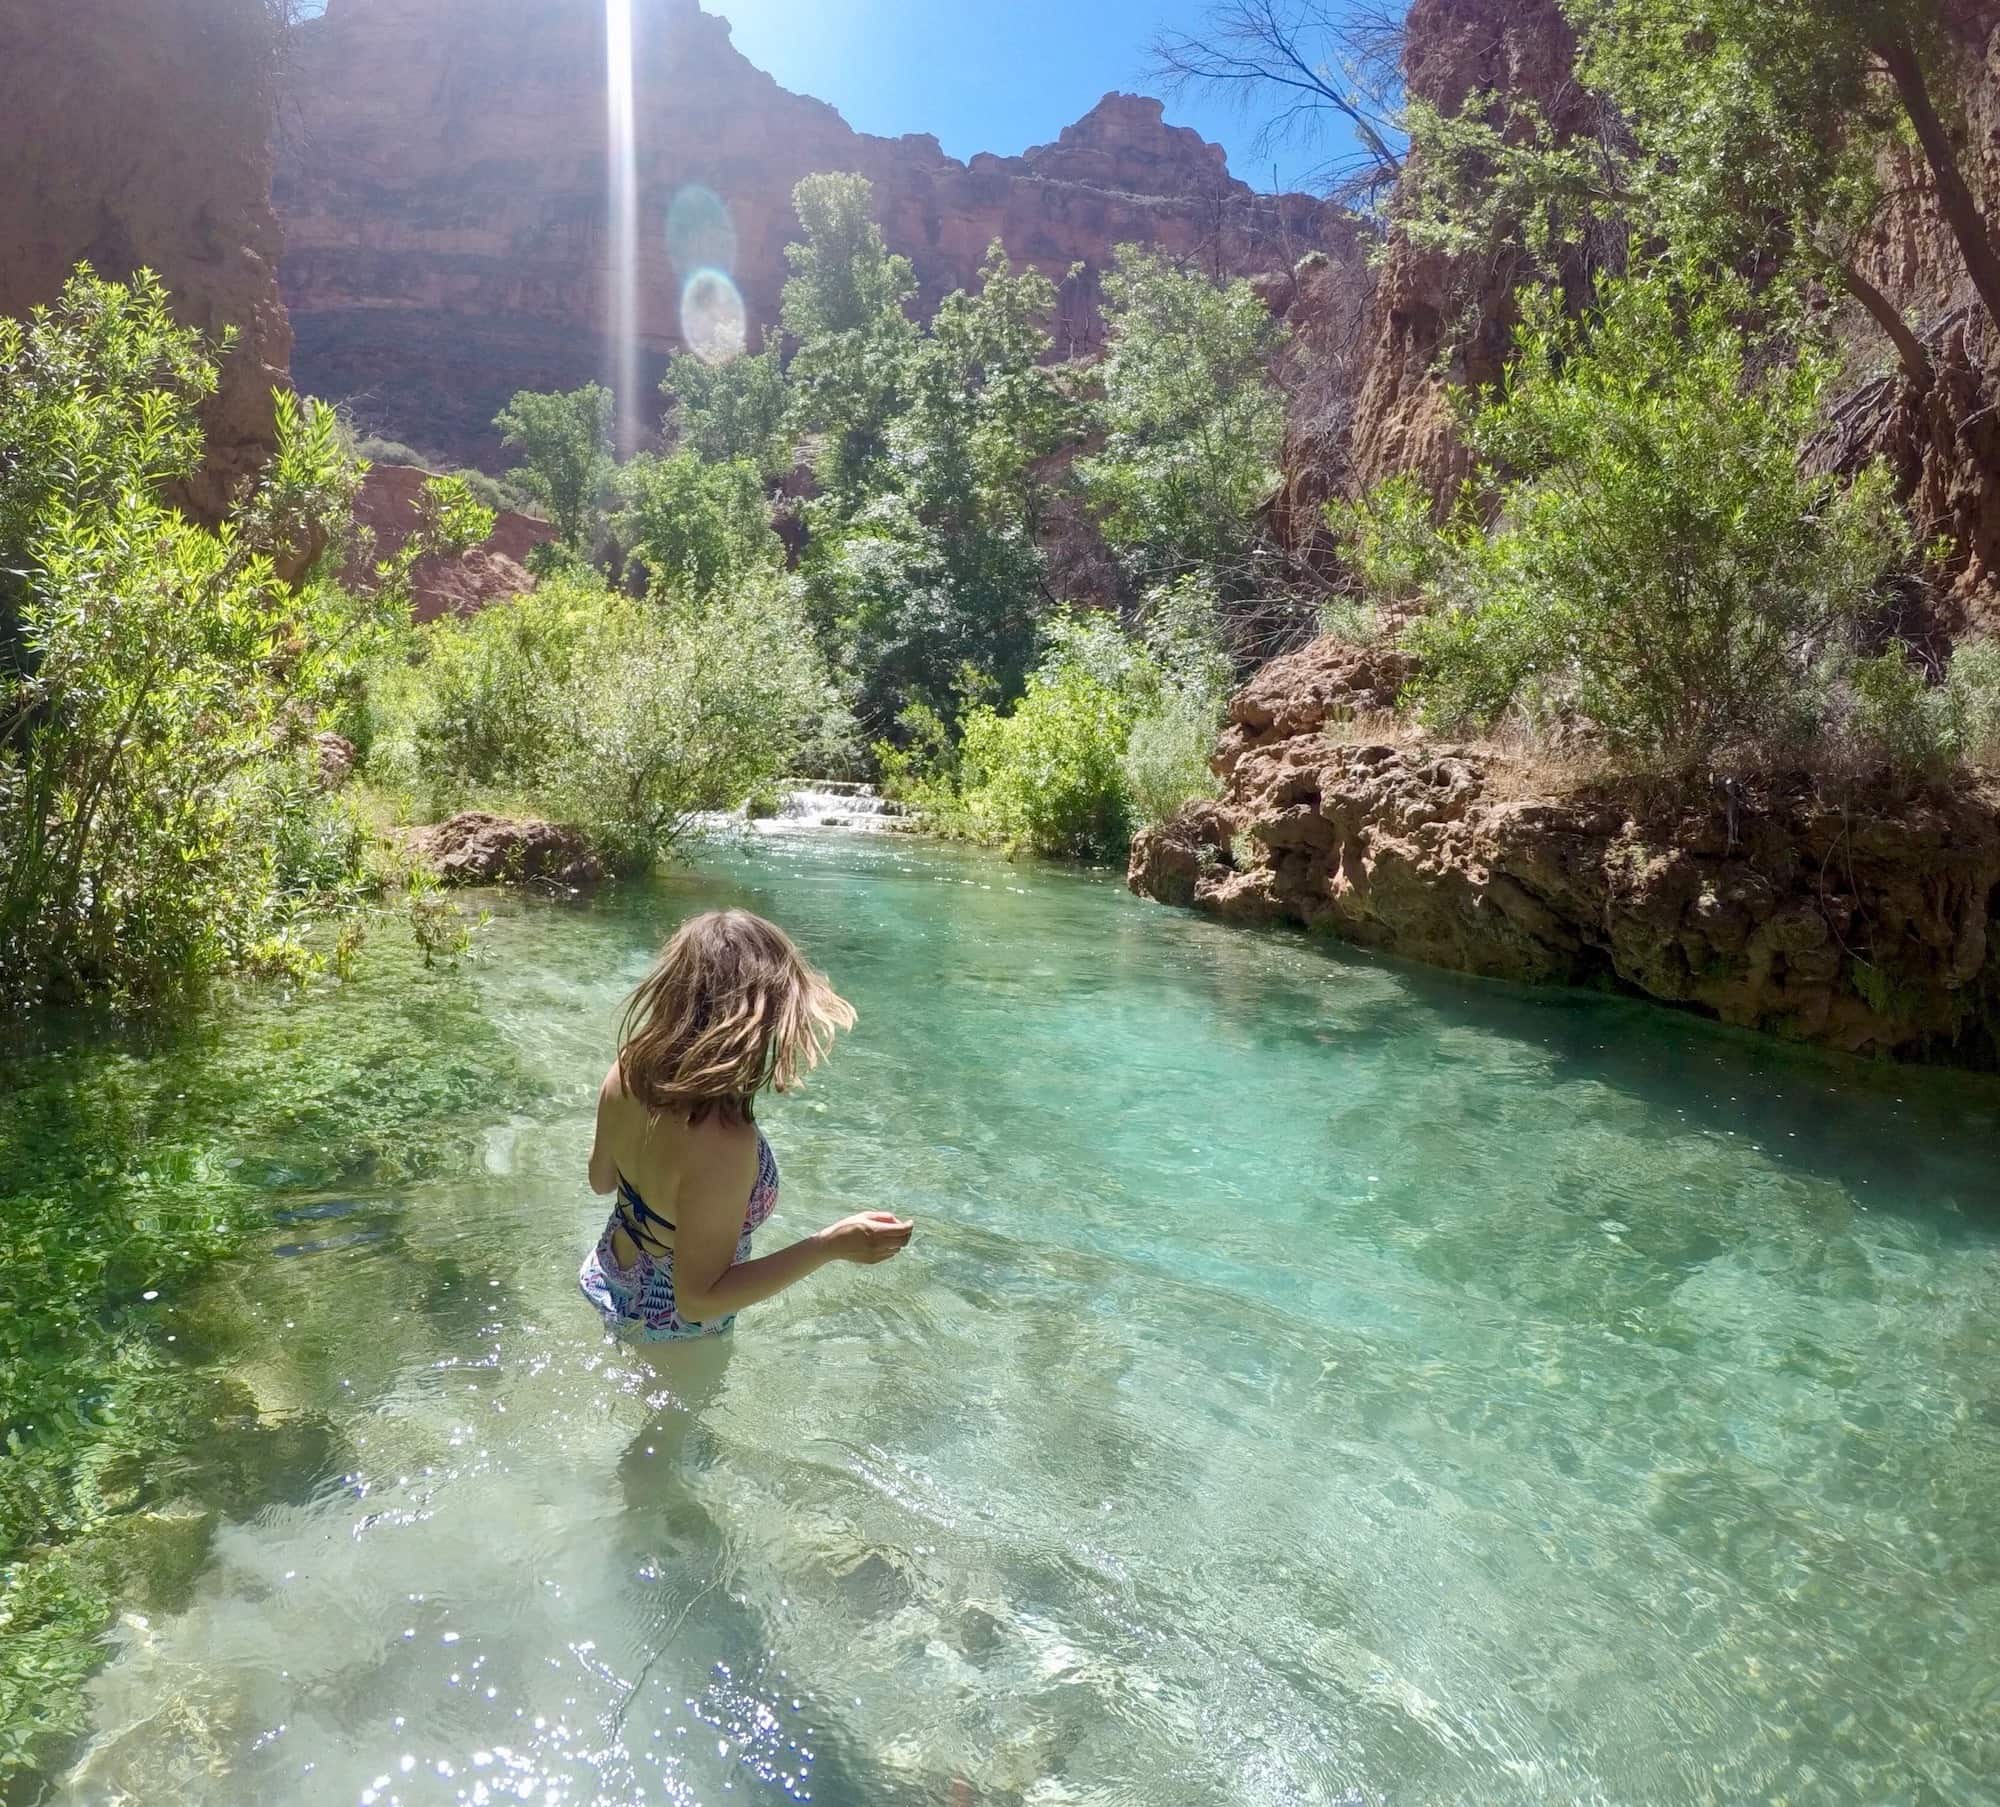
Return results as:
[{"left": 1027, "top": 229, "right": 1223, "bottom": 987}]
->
[
  {"left": 0, "top": 0, "right": 292, "bottom": 521},
  {"left": 277, "top": 0, "right": 1344, "bottom": 468},
  {"left": 1343, "top": 0, "right": 1585, "bottom": 497}
]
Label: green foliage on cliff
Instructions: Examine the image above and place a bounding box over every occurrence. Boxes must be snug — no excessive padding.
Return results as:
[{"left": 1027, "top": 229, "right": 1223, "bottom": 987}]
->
[
  {"left": 1080, "top": 250, "right": 1287, "bottom": 591},
  {"left": 1393, "top": 272, "right": 1907, "bottom": 766},
  {"left": 493, "top": 383, "right": 614, "bottom": 551},
  {"left": 1839, "top": 637, "right": 2000, "bottom": 777},
  {"left": 0, "top": 268, "right": 450, "bottom": 1012}
]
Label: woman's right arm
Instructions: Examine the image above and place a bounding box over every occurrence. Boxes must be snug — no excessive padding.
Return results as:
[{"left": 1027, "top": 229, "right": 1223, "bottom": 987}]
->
[{"left": 671, "top": 1148, "right": 913, "bottom": 1322}]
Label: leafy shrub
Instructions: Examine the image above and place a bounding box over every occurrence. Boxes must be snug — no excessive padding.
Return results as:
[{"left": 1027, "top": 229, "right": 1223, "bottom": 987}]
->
[
  {"left": 454, "top": 468, "right": 538, "bottom": 518},
  {"left": 1838, "top": 637, "right": 2000, "bottom": 777},
  {"left": 1948, "top": 638, "right": 2000, "bottom": 767},
  {"left": 1119, "top": 577, "right": 1232, "bottom": 826},
  {"left": 365, "top": 570, "right": 845, "bottom": 866},
  {"left": 958, "top": 655, "right": 1139, "bottom": 860},
  {"left": 1403, "top": 272, "right": 1909, "bottom": 766},
  {"left": 873, "top": 699, "right": 962, "bottom": 811},
  {"left": 1843, "top": 649, "right": 1950, "bottom": 776},
  {"left": 615, "top": 450, "right": 782, "bottom": 598},
  {"left": 1122, "top": 690, "right": 1222, "bottom": 826},
  {"left": 946, "top": 592, "right": 1233, "bottom": 857},
  {"left": 352, "top": 433, "right": 430, "bottom": 468},
  {"left": 539, "top": 577, "right": 845, "bottom": 864},
  {"left": 0, "top": 269, "right": 385, "bottom": 1010},
  {"left": 1324, "top": 472, "right": 1463, "bottom": 642},
  {"left": 362, "top": 571, "right": 604, "bottom": 811},
  {"left": 1080, "top": 248, "right": 1286, "bottom": 588}
]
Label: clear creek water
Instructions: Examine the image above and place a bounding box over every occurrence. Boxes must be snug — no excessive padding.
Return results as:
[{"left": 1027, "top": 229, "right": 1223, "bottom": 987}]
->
[{"left": 42, "top": 830, "right": 2000, "bottom": 1806}]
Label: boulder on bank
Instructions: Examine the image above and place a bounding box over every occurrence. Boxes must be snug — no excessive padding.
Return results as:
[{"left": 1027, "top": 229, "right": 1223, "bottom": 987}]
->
[
  {"left": 1131, "top": 635, "right": 2000, "bottom": 1067},
  {"left": 1128, "top": 800, "right": 1235, "bottom": 908},
  {"left": 402, "top": 812, "right": 604, "bottom": 891}
]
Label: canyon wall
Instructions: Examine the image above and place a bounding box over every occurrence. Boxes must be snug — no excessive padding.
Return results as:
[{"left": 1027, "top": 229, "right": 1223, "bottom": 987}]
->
[
  {"left": 277, "top": 0, "right": 1347, "bottom": 469},
  {"left": 0, "top": 0, "right": 291, "bottom": 521},
  {"left": 1136, "top": 0, "right": 2000, "bottom": 1071}
]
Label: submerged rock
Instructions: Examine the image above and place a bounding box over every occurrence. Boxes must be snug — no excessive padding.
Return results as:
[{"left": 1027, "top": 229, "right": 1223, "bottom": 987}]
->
[
  {"left": 1132, "top": 635, "right": 2000, "bottom": 1067},
  {"left": 403, "top": 812, "right": 604, "bottom": 891}
]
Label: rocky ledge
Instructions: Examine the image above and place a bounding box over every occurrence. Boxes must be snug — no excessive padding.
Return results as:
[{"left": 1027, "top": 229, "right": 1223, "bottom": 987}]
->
[
  {"left": 401, "top": 812, "right": 604, "bottom": 891},
  {"left": 1130, "top": 637, "right": 2000, "bottom": 1067}
]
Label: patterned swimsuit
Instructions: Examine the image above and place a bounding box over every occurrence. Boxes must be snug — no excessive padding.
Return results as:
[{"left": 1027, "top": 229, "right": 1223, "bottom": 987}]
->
[{"left": 578, "top": 1134, "right": 779, "bottom": 1341}]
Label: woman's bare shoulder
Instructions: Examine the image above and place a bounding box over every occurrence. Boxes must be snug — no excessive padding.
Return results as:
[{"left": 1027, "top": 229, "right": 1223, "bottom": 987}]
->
[{"left": 683, "top": 1111, "right": 758, "bottom": 1156}]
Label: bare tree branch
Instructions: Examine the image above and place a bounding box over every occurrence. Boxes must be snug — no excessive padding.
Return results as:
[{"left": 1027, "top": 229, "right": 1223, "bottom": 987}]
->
[{"left": 1150, "top": 0, "right": 1409, "bottom": 210}]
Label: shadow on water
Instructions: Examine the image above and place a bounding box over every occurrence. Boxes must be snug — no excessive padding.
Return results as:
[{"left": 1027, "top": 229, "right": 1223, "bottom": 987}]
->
[{"left": 1067, "top": 866, "right": 2000, "bottom": 1230}]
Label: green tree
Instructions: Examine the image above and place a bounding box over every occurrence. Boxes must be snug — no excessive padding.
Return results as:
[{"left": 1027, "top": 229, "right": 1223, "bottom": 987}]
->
[
  {"left": 662, "top": 342, "right": 792, "bottom": 475},
  {"left": 779, "top": 173, "right": 919, "bottom": 511},
  {"left": 0, "top": 268, "right": 437, "bottom": 1009},
  {"left": 1079, "top": 248, "right": 1286, "bottom": 589},
  {"left": 1404, "top": 0, "right": 2000, "bottom": 386},
  {"left": 819, "top": 244, "right": 1076, "bottom": 727},
  {"left": 492, "top": 384, "right": 614, "bottom": 550},
  {"left": 615, "top": 450, "right": 783, "bottom": 598},
  {"left": 1403, "top": 271, "right": 1908, "bottom": 766}
]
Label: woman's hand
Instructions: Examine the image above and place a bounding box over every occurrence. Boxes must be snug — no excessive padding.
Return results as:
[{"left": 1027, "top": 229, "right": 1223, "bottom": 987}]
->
[{"left": 817, "top": 1211, "right": 915, "bottom": 1264}]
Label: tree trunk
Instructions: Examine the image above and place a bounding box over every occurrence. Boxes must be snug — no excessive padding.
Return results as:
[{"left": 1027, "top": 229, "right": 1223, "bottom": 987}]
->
[
  {"left": 1837, "top": 260, "right": 1934, "bottom": 390},
  {"left": 1876, "top": 28, "right": 2000, "bottom": 340}
]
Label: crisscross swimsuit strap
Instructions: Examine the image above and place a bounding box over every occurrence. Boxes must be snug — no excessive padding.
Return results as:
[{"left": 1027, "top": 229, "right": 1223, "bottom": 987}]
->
[{"left": 614, "top": 1172, "right": 675, "bottom": 1254}]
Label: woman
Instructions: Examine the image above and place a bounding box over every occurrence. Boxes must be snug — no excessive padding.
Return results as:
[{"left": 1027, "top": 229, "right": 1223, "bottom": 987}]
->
[{"left": 581, "top": 909, "right": 912, "bottom": 1341}]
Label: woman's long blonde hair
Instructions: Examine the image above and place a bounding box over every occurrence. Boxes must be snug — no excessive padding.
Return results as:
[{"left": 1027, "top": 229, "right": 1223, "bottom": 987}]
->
[{"left": 618, "top": 910, "right": 855, "bottom": 1125}]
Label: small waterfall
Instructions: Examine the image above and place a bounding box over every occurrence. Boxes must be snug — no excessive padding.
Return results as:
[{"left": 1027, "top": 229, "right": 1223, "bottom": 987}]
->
[{"left": 767, "top": 782, "right": 913, "bottom": 833}]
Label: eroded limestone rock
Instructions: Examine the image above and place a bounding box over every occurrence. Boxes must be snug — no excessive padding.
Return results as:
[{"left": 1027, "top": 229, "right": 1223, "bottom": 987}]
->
[{"left": 1132, "top": 636, "right": 2000, "bottom": 1065}]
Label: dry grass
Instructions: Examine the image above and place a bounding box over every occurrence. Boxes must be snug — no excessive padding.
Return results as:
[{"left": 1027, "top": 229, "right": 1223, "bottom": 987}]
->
[{"left": 1310, "top": 707, "right": 1615, "bottom": 801}]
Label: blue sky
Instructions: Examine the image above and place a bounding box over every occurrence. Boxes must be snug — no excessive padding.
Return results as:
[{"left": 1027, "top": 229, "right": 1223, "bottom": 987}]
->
[{"left": 703, "top": 0, "right": 1337, "bottom": 190}]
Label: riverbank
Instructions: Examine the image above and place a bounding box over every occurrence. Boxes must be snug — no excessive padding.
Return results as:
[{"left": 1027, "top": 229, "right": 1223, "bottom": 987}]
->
[
  {"left": 0, "top": 933, "right": 550, "bottom": 1788},
  {"left": 1130, "top": 637, "right": 2000, "bottom": 1068}
]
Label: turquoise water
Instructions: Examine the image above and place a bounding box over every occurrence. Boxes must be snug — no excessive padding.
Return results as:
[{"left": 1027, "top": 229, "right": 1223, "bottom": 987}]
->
[{"left": 41, "top": 828, "right": 2000, "bottom": 1806}]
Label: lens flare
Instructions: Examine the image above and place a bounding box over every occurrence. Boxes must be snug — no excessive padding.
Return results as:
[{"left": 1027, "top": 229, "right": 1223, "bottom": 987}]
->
[
  {"left": 665, "top": 185, "right": 738, "bottom": 278},
  {"left": 681, "top": 268, "right": 747, "bottom": 365},
  {"left": 605, "top": 0, "right": 640, "bottom": 454}
]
